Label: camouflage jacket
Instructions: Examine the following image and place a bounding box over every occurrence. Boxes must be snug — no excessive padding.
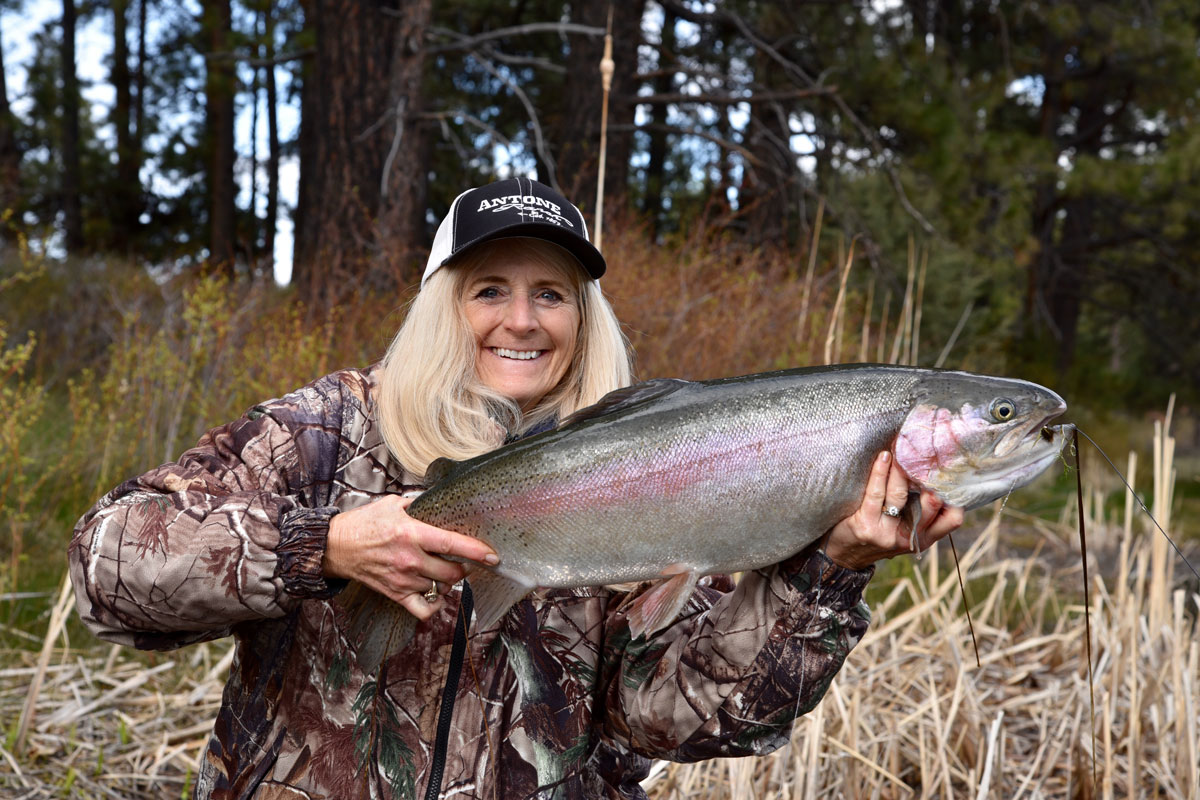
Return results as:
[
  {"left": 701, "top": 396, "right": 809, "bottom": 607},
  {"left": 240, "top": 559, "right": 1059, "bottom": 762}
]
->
[{"left": 69, "top": 367, "right": 873, "bottom": 800}]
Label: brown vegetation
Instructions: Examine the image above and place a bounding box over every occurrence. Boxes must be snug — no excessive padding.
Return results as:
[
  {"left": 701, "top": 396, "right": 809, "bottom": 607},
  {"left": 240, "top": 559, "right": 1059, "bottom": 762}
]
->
[
  {"left": 3, "top": 440, "right": 1193, "bottom": 798},
  {"left": 1, "top": 219, "right": 1195, "bottom": 797}
]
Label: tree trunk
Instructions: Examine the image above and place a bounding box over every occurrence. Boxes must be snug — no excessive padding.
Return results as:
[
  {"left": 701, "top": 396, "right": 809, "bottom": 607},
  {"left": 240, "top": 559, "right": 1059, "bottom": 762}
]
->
[
  {"left": 552, "top": 0, "right": 646, "bottom": 214},
  {"left": 740, "top": 50, "right": 799, "bottom": 246},
  {"left": 375, "top": 0, "right": 431, "bottom": 281},
  {"left": 0, "top": 19, "right": 22, "bottom": 236},
  {"left": 134, "top": 0, "right": 146, "bottom": 146},
  {"left": 263, "top": 1, "right": 279, "bottom": 277},
  {"left": 248, "top": 28, "right": 260, "bottom": 263},
  {"left": 61, "top": 0, "right": 84, "bottom": 252},
  {"left": 643, "top": 7, "right": 677, "bottom": 238},
  {"left": 294, "top": 0, "right": 315, "bottom": 286},
  {"left": 1026, "top": 35, "right": 1111, "bottom": 374},
  {"left": 204, "top": 0, "right": 236, "bottom": 274},
  {"left": 112, "top": 0, "right": 138, "bottom": 252},
  {"left": 293, "top": 0, "right": 432, "bottom": 296}
]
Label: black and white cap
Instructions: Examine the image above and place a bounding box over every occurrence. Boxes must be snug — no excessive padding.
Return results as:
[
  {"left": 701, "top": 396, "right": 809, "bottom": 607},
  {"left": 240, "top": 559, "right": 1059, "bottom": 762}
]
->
[{"left": 422, "top": 177, "right": 606, "bottom": 286}]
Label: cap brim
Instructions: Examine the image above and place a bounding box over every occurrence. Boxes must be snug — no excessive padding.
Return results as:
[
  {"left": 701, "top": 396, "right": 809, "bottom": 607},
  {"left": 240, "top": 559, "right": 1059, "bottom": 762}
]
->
[{"left": 449, "top": 222, "right": 606, "bottom": 280}]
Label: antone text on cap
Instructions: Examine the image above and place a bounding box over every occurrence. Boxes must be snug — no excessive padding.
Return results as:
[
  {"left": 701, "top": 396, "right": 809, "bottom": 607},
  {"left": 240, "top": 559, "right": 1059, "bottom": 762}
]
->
[{"left": 477, "top": 195, "right": 563, "bottom": 214}]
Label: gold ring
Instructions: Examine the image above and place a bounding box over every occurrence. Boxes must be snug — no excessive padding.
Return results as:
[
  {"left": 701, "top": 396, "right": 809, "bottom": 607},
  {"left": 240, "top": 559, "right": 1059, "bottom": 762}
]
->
[{"left": 423, "top": 580, "right": 439, "bottom": 604}]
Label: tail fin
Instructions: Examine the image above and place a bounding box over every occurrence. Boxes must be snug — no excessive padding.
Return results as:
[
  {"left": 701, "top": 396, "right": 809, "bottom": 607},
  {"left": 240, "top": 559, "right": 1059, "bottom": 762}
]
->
[{"left": 339, "top": 581, "right": 416, "bottom": 674}]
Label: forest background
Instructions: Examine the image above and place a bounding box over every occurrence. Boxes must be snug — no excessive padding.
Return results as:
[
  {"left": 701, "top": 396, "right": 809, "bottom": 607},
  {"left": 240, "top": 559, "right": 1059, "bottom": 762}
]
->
[{"left": 0, "top": 1, "right": 1198, "bottom": 794}]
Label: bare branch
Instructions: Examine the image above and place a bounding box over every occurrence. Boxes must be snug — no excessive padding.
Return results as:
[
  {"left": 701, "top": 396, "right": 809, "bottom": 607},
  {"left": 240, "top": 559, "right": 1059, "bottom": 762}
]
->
[
  {"left": 472, "top": 48, "right": 560, "bottom": 190},
  {"left": 657, "top": 0, "right": 938, "bottom": 236},
  {"left": 485, "top": 51, "right": 567, "bottom": 74},
  {"left": 744, "top": 110, "right": 798, "bottom": 173},
  {"left": 425, "top": 23, "right": 604, "bottom": 54},
  {"left": 634, "top": 88, "right": 835, "bottom": 106},
  {"left": 419, "top": 110, "right": 517, "bottom": 155},
  {"left": 355, "top": 107, "right": 398, "bottom": 143},
  {"left": 380, "top": 97, "right": 407, "bottom": 201},
  {"left": 613, "top": 122, "right": 766, "bottom": 169},
  {"left": 204, "top": 48, "right": 314, "bottom": 67}
]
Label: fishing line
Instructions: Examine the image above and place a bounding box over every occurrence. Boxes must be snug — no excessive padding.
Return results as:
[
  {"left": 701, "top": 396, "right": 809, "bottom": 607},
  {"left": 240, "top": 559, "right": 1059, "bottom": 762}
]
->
[
  {"left": 997, "top": 486, "right": 1014, "bottom": 516},
  {"left": 1074, "top": 428, "right": 1200, "bottom": 582},
  {"left": 1072, "top": 429, "right": 1098, "bottom": 789},
  {"left": 946, "top": 534, "right": 981, "bottom": 668}
]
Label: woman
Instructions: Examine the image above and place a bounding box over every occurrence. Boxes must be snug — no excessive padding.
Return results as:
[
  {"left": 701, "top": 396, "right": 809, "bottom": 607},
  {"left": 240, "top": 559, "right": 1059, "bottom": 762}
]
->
[{"left": 70, "top": 178, "right": 963, "bottom": 799}]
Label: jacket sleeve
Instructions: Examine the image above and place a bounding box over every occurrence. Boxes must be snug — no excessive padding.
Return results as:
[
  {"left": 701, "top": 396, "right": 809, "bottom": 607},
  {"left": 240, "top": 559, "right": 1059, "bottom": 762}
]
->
[
  {"left": 67, "top": 374, "right": 355, "bottom": 651},
  {"left": 597, "top": 545, "right": 872, "bottom": 761}
]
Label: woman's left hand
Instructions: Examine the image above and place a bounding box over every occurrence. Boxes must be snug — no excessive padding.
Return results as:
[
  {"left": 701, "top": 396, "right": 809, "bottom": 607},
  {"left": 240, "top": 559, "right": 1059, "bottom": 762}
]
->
[{"left": 820, "top": 450, "right": 964, "bottom": 571}]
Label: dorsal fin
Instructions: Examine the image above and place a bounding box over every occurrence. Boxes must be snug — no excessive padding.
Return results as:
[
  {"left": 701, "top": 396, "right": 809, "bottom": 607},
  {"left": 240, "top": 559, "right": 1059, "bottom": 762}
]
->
[
  {"left": 423, "top": 456, "right": 469, "bottom": 487},
  {"left": 558, "top": 378, "right": 693, "bottom": 428}
]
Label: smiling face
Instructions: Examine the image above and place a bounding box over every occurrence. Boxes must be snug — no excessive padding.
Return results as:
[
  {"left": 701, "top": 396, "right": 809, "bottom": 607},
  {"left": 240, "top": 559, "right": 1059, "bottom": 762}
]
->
[{"left": 460, "top": 242, "right": 583, "bottom": 412}]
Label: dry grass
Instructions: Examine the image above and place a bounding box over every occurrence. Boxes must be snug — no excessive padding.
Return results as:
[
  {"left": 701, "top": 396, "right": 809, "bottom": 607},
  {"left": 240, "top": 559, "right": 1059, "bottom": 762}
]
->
[
  {"left": 2, "top": 221, "right": 1194, "bottom": 797},
  {"left": 643, "top": 526, "right": 1197, "bottom": 799},
  {"left": 642, "top": 418, "right": 1198, "bottom": 800},
  {"left": 1, "top": 641, "right": 230, "bottom": 799},
  {"left": 3, "top": 431, "right": 1195, "bottom": 799}
]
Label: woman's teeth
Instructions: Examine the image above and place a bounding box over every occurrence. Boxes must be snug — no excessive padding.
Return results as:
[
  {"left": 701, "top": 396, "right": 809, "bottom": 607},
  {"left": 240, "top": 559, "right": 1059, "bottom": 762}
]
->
[{"left": 492, "top": 348, "right": 542, "bottom": 360}]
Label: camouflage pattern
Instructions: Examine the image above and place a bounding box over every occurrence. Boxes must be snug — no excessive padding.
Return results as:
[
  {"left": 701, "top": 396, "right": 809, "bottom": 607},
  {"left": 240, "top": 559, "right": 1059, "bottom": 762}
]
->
[{"left": 69, "top": 367, "right": 873, "bottom": 799}]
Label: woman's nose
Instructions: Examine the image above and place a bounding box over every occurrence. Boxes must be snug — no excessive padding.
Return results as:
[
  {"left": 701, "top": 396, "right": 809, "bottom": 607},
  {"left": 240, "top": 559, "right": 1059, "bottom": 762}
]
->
[{"left": 502, "top": 294, "right": 538, "bottom": 332}]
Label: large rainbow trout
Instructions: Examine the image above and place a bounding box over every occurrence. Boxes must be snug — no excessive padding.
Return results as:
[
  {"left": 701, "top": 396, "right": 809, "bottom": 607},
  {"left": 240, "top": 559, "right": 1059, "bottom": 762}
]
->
[{"left": 344, "top": 364, "right": 1072, "bottom": 671}]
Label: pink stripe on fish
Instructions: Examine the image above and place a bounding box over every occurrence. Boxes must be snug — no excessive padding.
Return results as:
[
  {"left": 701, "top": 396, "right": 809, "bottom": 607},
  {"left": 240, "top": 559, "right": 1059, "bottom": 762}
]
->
[{"left": 474, "top": 428, "right": 813, "bottom": 523}]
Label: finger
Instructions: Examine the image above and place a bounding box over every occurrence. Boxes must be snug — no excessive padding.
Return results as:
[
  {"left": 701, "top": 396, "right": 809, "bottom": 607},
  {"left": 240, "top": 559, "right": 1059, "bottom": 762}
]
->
[
  {"left": 922, "top": 503, "right": 964, "bottom": 547},
  {"left": 883, "top": 462, "right": 910, "bottom": 512},
  {"left": 916, "top": 491, "right": 944, "bottom": 531},
  {"left": 390, "top": 498, "right": 496, "bottom": 564},
  {"left": 415, "top": 524, "right": 500, "bottom": 566},
  {"left": 416, "top": 553, "right": 469, "bottom": 587},
  {"left": 399, "top": 590, "right": 440, "bottom": 621},
  {"left": 862, "top": 451, "right": 892, "bottom": 510}
]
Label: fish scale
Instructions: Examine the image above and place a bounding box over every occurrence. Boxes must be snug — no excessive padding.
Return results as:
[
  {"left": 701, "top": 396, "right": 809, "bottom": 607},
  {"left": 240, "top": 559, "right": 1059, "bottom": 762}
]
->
[{"left": 342, "top": 364, "right": 1072, "bottom": 673}]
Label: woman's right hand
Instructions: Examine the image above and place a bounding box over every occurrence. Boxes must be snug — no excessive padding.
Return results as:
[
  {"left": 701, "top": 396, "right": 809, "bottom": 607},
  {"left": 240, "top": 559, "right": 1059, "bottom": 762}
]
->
[{"left": 323, "top": 494, "right": 499, "bottom": 620}]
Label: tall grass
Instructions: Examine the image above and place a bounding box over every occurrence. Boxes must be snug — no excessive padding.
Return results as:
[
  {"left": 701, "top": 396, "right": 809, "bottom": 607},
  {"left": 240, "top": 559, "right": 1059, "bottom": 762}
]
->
[
  {"left": 0, "top": 261, "right": 397, "bottom": 610},
  {"left": 0, "top": 219, "right": 1195, "bottom": 796},
  {"left": 642, "top": 413, "right": 1198, "bottom": 799},
  {"left": 600, "top": 214, "right": 908, "bottom": 379},
  {"left": 1, "top": 415, "right": 1191, "bottom": 798},
  {"left": 0, "top": 219, "right": 885, "bottom": 606}
]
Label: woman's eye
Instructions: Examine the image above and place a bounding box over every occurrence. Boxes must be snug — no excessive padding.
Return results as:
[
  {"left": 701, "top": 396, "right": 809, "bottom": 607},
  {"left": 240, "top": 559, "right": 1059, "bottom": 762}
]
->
[
  {"left": 535, "top": 289, "right": 565, "bottom": 304},
  {"left": 475, "top": 286, "right": 502, "bottom": 300}
]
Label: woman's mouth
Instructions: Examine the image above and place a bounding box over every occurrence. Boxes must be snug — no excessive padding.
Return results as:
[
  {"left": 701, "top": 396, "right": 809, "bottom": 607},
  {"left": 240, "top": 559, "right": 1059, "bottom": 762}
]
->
[{"left": 491, "top": 347, "right": 544, "bottom": 361}]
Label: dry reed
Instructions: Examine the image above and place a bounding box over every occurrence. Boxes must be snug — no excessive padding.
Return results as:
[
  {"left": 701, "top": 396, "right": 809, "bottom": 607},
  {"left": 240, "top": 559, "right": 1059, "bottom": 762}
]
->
[
  {"left": 642, "top": 415, "right": 1197, "bottom": 800},
  {"left": 3, "top": 222, "right": 1195, "bottom": 797},
  {"left": 1, "top": 421, "right": 1192, "bottom": 798}
]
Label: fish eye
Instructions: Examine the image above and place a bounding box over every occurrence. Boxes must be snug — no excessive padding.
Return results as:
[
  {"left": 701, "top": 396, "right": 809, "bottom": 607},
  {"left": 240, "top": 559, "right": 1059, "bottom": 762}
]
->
[{"left": 990, "top": 398, "right": 1016, "bottom": 422}]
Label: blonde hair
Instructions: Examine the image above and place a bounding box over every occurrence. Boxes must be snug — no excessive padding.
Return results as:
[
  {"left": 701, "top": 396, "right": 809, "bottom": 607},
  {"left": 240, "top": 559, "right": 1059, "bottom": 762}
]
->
[{"left": 377, "top": 238, "right": 632, "bottom": 479}]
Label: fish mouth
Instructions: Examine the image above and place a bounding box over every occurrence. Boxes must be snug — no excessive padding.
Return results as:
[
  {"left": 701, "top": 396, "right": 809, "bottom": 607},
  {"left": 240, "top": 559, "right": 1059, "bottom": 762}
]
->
[
  {"left": 974, "top": 420, "right": 1074, "bottom": 504},
  {"left": 992, "top": 399, "right": 1068, "bottom": 459},
  {"left": 1038, "top": 421, "right": 1074, "bottom": 447},
  {"left": 942, "top": 421, "right": 1073, "bottom": 510},
  {"left": 1003, "top": 421, "right": 1073, "bottom": 473},
  {"left": 1025, "top": 414, "right": 1071, "bottom": 448}
]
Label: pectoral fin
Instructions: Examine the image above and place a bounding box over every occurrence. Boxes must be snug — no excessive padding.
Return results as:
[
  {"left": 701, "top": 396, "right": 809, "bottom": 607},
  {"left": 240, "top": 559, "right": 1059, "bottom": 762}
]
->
[
  {"left": 340, "top": 581, "right": 416, "bottom": 674},
  {"left": 904, "top": 491, "right": 924, "bottom": 558},
  {"left": 626, "top": 571, "right": 699, "bottom": 639},
  {"left": 468, "top": 570, "right": 534, "bottom": 631}
]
